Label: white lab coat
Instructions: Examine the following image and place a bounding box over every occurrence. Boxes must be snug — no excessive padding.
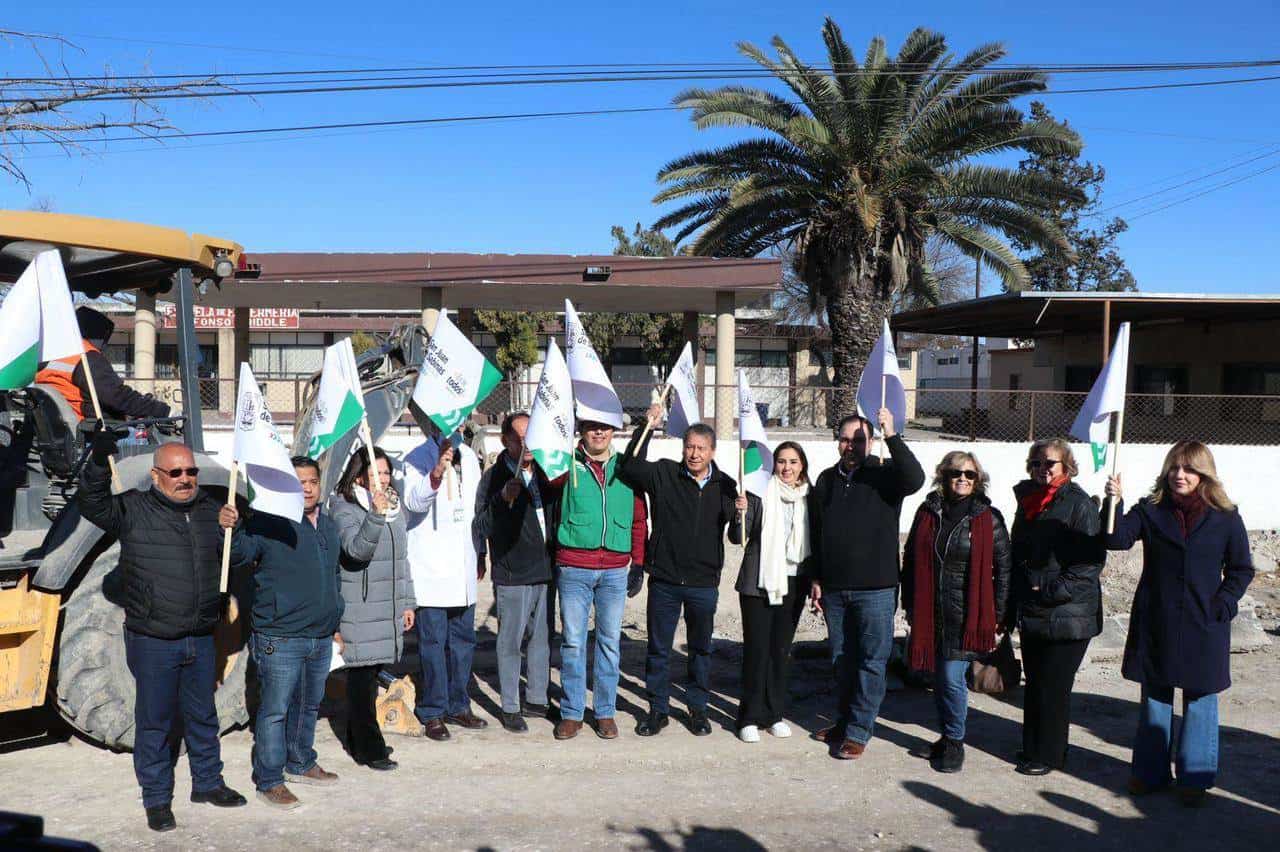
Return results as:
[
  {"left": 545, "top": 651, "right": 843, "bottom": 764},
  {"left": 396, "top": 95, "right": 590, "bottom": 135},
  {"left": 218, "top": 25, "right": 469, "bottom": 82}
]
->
[{"left": 402, "top": 438, "right": 482, "bottom": 609}]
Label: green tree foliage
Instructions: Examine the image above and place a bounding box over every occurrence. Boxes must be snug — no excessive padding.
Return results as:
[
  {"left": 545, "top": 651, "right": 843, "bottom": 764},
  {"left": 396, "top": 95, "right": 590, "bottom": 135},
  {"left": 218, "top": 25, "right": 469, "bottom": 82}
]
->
[
  {"left": 475, "top": 310, "right": 550, "bottom": 379},
  {"left": 348, "top": 330, "right": 379, "bottom": 356},
  {"left": 1011, "top": 102, "right": 1137, "bottom": 292},
  {"left": 652, "top": 19, "right": 1084, "bottom": 416}
]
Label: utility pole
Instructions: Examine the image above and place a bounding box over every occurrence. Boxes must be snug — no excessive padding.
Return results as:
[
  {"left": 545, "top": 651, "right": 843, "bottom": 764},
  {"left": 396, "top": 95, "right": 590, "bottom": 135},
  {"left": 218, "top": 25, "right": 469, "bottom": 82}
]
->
[{"left": 969, "top": 256, "right": 981, "bottom": 440}]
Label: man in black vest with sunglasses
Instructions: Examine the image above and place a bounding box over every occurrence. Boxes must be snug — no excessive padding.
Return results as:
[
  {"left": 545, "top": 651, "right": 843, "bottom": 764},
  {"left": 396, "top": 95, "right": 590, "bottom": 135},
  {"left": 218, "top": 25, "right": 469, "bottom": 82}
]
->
[{"left": 78, "top": 436, "right": 246, "bottom": 834}]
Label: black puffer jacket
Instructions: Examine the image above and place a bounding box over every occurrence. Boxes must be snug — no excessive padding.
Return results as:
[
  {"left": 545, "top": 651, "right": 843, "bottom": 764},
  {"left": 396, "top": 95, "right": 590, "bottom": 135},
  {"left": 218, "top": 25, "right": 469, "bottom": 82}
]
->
[
  {"left": 901, "top": 491, "right": 1013, "bottom": 661},
  {"left": 78, "top": 457, "right": 223, "bottom": 639},
  {"left": 1010, "top": 480, "right": 1106, "bottom": 642}
]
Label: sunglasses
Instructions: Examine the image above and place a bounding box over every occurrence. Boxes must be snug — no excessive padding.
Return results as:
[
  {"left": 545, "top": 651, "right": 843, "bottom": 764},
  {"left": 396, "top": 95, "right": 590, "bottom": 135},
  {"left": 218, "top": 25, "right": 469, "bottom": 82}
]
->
[
  {"left": 944, "top": 469, "right": 978, "bottom": 481},
  {"left": 155, "top": 467, "right": 199, "bottom": 479},
  {"left": 1028, "top": 459, "right": 1062, "bottom": 470}
]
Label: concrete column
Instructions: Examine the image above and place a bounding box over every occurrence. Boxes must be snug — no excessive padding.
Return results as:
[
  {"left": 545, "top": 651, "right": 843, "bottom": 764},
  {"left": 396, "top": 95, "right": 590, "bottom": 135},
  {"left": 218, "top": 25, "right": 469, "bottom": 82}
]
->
[
  {"left": 233, "top": 308, "right": 251, "bottom": 367},
  {"left": 133, "top": 291, "right": 156, "bottom": 393},
  {"left": 217, "top": 327, "right": 235, "bottom": 411},
  {"left": 421, "top": 286, "right": 443, "bottom": 334},
  {"left": 714, "top": 291, "right": 735, "bottom": 440},
  {"left": 682, "top": 310, "right": 700, "bottom": 368}
]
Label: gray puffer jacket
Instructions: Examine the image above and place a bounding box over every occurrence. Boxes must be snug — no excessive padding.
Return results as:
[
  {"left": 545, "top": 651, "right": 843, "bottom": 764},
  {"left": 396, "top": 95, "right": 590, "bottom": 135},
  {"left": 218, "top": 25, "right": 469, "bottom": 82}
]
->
[{"left": 331, "top": 496, "right": 416, "bottom": 667}]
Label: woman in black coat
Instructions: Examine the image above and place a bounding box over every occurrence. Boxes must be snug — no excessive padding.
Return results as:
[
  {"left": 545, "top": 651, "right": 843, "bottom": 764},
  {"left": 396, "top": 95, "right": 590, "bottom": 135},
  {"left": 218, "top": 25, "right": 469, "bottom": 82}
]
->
[
  {"left": 1104, "top": 440, "right": 1253, "bottom": 807},
  {"left": 1009, "top": 437, "right": 1105, "bottom": 776},
  {"left": 902, "top": 451, "right": 1012, "bottom": 773},
  {"left": 728, "top": 442, "right": 814, "bottom": 743}
]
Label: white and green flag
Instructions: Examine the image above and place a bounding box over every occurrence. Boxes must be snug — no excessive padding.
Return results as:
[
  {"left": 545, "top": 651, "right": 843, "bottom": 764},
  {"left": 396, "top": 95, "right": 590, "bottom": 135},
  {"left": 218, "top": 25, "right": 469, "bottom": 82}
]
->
[
  {"left": 855, "top": 319, "right": 908, "bottom": 436},
  {"left": 0, "top": 250, "right": 82, "bottom": 389},
  {"left": 526, "top": 338, "right": 575, "bottom": 479},
  {"left": 738, "top": 371, "right": 772, "bottom": 497},
  {"left": 411, "top": 311, "right": 503, "bottom": 435},
  {"left": 233, "top": 362, "right": 304, "bottom": 522},
  {"left": 664, "top": 341, "right": 701, "bottom": 440},
  {"left": 563, "top": 299, "right": 625, "bottom": 428},
  {"left": 306, "top": 337, "right": 366, "bottom": 457},
  {"left": 1070, "top": 321, "right": 1130, "bottom": 471}
]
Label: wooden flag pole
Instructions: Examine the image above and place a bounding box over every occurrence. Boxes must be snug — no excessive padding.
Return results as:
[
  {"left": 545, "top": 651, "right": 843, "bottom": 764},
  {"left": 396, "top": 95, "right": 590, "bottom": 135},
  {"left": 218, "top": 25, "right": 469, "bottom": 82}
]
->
[
  {"left": 359, "top": 418, "right": 382, "bottom": 497},
  {"left": 738, "top": 445, "right": 747, "bottom": 530},
  {"left": 220, "top": 461, "right": 239, "bottom": 594},
  {"left": 1105, "top": 408, "right": 1126, "bottom": 534},
  {"left": 79, "top": 352, "right": 122, "bottom": 492},
  {"left": 877, "top": 374, "right": 888, "bottom": 461},
  {"left": 636, "top": 383, "right": 674, "bottom": 447}
]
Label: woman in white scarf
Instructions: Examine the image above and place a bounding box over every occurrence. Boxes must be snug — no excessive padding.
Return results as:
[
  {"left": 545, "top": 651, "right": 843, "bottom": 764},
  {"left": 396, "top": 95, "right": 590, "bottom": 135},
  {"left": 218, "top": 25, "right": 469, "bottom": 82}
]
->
[{"left": 728, "top": 442, "right": 814, "bottom": 743}]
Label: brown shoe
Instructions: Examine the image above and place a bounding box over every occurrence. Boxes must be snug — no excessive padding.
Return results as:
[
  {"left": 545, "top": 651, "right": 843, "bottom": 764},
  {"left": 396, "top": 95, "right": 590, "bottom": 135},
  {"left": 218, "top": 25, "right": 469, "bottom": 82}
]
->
[
  {"left": 554, "top": 719, "right": 583, "bottom": 740},
  {"left": 423, "top": 719, "right": 451, "bottom": 741},
  {"left": 812, "top": 724, "right": 840, "bottom": 743},
  {"left": 594, "top": 717, "right": 619, "bottom": 740},
  {"left": 285, "top": 765, "right": 338, "bottom": 786},
  {"left": 445, "top": 711, "right": 488, "bottom": 730},
  {"left": 256, "top": 784, "right": 300, "bottom": 810},
  {"left": 835, "top": 739, "right": 866, "bottom": 760}
]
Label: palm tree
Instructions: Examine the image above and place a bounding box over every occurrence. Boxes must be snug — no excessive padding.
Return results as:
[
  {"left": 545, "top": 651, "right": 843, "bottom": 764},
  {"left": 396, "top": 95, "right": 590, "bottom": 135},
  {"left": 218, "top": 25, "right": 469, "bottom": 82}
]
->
[{"left": 653, "top": 19, "right": 1084, "bottom": 417}]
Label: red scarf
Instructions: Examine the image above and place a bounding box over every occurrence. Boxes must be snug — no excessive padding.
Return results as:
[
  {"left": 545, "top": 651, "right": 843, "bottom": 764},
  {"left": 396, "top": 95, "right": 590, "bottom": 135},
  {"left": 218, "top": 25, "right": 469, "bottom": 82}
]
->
[
  {"left": 907, "top": 504, "right": 996, "bottom": 673},
  {"left": 1171, "top": 493, "right": 1205, "bottom": 539},
  {"left": 1019, "top": 476, "right": 1067, "bottom": 521}
]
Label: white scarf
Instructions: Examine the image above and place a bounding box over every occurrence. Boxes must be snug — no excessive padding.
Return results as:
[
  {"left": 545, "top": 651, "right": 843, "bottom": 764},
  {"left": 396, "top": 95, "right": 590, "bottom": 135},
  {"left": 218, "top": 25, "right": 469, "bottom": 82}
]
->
[
  {"left": 355, "top": 484, "right": 401, "bottom": 521},
  {"left": 759, "top": 477, "right": 810, "bottom": 606}
]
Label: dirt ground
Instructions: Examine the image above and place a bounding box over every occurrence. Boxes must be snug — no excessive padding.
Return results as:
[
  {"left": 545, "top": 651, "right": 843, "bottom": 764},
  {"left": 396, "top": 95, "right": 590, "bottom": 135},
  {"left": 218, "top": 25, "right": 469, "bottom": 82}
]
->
[{"left": 3, "top": 544, "right": 1278, "bottom": 852}]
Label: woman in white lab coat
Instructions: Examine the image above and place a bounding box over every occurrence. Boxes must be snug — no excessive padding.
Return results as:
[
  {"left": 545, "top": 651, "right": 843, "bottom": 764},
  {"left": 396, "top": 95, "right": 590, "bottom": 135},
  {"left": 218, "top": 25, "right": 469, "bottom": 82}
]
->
[{"left": 402, "top": 431, "right": 486, "bottom": 740}]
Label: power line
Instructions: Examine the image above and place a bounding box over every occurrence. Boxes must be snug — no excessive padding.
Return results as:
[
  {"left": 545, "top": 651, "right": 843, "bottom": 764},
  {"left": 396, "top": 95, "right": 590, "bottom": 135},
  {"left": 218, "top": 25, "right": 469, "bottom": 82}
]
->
[
  {"left": 1090, "top": 146, "right": 1280, "bottom": 216},
  {"left": 1127, "top": 160, "right": 1280, "bottom": 220}
]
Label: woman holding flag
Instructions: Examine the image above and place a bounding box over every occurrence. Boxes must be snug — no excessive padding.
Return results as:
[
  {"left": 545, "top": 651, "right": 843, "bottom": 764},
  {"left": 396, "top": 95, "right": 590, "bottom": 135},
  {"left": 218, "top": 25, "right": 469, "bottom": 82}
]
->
[
  {"left": 1008, "top": 438, "right": 1106, "bottom": 776},
  {"left": 331, "top": 447, "right": 416, "bottom": 770},
  {"left": 728, "top": 441, "right": 814, "bottom": 744},
  {"left": 1104, "top": 442, "right": 1254, "bottom": 807}
]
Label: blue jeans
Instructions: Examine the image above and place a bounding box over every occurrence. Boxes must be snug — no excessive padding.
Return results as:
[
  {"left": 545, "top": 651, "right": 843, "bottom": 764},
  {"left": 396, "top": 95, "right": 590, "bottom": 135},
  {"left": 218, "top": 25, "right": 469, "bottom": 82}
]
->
[
  {"left": 1132, "top": 684, "right": 1220, "bottom": 790},
  {"left": 934, "top": 655, "right": 970, "bottom": 741},
  {"left": 645, "top": 579, "right": 718, "bottom": 715},
  {"left": 250, "top": 633, "right": 331, "bottom": 791},
  {"left": 822, "top": 587, "right": 896, "bottom": 744},
  {"left": 557, "top": 567, "right": 628, "bottom": 721},
  {"left": 124, "top": 630, "right": 225, "bottom": 808},
  {"left": 414, "top": 605, "right": 476, "bottom": 722}
]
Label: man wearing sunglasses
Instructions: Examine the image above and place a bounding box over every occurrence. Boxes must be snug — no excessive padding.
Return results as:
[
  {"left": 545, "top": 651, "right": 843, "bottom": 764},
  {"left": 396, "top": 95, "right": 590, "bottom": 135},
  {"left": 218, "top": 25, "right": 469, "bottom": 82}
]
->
[
  {"left": 809, "top": 408, "right": 925, "bottom": 761},
  {"left": 78, "top": 435, "right": 247, "bottom": 833}
]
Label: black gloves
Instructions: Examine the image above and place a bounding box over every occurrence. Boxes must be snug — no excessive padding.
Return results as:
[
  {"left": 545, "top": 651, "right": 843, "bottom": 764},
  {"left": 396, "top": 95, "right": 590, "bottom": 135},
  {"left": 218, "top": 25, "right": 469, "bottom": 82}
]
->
[
  {"left": 627, "top": 565, "right": 645, "bottom": 598},
  {"left": 89, "top": 427, "right": 119, "bottom": 463}
]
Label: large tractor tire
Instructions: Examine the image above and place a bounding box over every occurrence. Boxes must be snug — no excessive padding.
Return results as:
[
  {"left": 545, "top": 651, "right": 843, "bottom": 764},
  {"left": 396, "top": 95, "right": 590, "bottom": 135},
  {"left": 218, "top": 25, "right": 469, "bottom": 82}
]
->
[{"left": 53, "top": 544, "right": 250, "bottom": 750}]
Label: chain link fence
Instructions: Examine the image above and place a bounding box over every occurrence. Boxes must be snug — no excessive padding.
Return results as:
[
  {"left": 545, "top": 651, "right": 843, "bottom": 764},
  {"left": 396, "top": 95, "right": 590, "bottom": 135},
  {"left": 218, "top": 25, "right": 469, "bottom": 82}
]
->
[{"left": 166, "top": 377, "right": 1280, "bottom": 446}]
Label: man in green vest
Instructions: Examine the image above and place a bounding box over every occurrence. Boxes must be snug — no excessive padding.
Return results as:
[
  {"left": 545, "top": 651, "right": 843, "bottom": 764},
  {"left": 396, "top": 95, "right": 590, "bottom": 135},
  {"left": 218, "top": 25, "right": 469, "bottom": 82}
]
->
[{"left": 550, "top": 418, "right": 648, "bottom": 741}]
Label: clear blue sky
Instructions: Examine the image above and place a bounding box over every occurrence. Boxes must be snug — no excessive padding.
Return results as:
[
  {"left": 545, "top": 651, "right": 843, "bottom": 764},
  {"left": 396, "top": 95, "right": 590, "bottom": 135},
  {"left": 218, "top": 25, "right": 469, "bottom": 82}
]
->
[{"left": 7, "top": 1, "right": 1280, "bottom": 294}]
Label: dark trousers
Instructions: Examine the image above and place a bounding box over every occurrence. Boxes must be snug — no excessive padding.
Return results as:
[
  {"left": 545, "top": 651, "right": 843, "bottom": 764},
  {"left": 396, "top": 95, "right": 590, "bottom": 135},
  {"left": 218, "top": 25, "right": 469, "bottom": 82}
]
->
[
  {"left": 645, "top": 580, "right": 718, "bottom": 714},
  {"left": 345, "top": 665, "right": 389, "bottom": 764},
  {"left": 1020, "top": 633, "right": 1090, "bottom": 768},
  {"left": 414, "top": 604, "right": 476, "bottom": 722},
  {"left": 124, "top": 630, "right": 225, "bottom": 809},
  {"left": 823, "top": 587, "right": 897, "bottom": 744},
  {"left": 736, "top": 577, "right": 802, "bottom": 728}
]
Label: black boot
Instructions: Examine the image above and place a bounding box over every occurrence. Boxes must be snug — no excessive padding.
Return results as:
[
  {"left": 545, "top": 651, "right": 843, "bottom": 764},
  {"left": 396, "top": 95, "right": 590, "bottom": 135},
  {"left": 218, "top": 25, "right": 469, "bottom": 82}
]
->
[
  {"left": 636, "top": 710, "right": 669, "bottom": 737},
  {"left": 910, "top": 737, "right": 945, "bottom": 760},
  {"left": 937, "top": 738, "right": 965, "bottom": 773},
  {"left": 145, "top": 805, "right": 176, "bottom": 832}
]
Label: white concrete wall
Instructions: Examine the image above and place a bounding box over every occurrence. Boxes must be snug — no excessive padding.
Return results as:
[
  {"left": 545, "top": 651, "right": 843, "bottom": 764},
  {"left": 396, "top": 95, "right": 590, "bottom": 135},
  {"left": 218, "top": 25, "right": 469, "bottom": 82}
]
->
[{"left": 201, "top": 429, "right": 1280, "bottom": 532}]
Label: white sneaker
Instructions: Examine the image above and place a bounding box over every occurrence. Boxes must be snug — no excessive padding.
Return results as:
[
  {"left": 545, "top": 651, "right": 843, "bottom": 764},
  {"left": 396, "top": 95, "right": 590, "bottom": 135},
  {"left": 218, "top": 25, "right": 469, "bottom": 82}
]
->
[
  {"left": 738, "top": 725, "right": 761, "bottom": 743},
  {"left": 768, "top": 721, "right": 793, "bottom": 738}
]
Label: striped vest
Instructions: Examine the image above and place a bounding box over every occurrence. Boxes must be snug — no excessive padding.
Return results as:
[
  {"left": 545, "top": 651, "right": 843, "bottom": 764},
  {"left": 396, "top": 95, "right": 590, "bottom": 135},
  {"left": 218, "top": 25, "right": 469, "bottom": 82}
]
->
[{"left": 35, "top": 340, "right": 95, "bottom": 420}]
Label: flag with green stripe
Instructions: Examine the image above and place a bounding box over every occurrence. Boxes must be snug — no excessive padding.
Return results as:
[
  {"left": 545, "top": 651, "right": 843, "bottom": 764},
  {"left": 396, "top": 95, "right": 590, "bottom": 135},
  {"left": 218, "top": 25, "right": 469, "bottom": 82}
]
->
[
  {"left": 411, "top": 311, "right": 503, "bottom": 435},
  {"left": 526, "top": 338, "right": 575, "bottom": 479},
  {"left": 0, "top": 250, "right": 82, "bottom": 390},
  {"left": 737, "top": 371, "right": 772, "bottom": 497},
  {"left": 305, "top": 337, "right": 366, "bottom": 458}
]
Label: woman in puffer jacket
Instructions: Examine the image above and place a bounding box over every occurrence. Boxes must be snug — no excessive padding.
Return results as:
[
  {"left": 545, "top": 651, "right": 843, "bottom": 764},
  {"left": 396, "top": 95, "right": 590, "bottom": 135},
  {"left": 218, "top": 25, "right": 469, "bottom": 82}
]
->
[
  {"left": 331, "top": 446, "right": 416, "bottom": 771},
  {"left": 902, "top": 450, "right": 1012, "bottom": 774}
]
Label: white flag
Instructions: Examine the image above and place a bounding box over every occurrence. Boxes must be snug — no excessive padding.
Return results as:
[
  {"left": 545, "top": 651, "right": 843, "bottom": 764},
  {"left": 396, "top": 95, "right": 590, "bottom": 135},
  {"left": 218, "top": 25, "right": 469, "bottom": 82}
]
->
[
  {"left": 664, "top": 341, "right": 701, "bottom": 439},
  {"left": 563, "top": 299, "right": 625, "bottom": 428},
  {"left": 411, "top": 312, "right": 503, "bottom": 435},
  {"left": 856, "top": 319, "right": 908, "bottom": 435},
  {"left": 233, "top": 362, "right": 304, "bottom": 522},
  {"left": 525, "top": 338, "right": 576, "bottom": 479},
  {"left": 738, "top": 371, "right": 772, "bottom": 498},
  {"left": 305, "top": 337, "right": 366, "bottom": 458},
  {"left": 1070, "top": 322, "right": 1130, "bottom": 472},
  {"left": 0, "top": 250, "right": 82, "bottom": 390}
]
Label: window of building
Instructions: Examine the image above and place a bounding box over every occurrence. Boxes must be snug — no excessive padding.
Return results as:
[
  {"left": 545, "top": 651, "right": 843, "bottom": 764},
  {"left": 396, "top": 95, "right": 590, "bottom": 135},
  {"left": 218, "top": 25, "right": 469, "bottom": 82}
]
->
[
  {"left": 1065, "top": 366, "right": 1100, "bottom": 393},
  {"left": 249, "top": 332, "right": 326, "bottom": 375},
  {"left": 1133, "top": 365, "right": 1188, "bottom": 416},
  {"left": 155, "top": 344, "right": 218, "bottom": 379},
  {"left": 610, "top": 347, "right": 646, "bottom": 366},
  {"left": 1221, "top": 363, "right": 1280, "bottom": 422},
  {"left": 897, "top": 355, "right": 911, "bottom": 369},
  {"left": 703, "top": 349, "right": 788, "bottom": 368},
  {"left": 1008, "top": 373, "right": 1021, "bottom": 410}
]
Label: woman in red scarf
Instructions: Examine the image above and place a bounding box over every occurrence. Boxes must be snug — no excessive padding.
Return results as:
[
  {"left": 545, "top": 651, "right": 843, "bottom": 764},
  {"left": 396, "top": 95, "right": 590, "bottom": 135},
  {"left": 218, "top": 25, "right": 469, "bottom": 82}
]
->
[
  {"left": 902, "top": 451, "right": 1012, "bottom": 773},
  {"left": 1009, "top": 438, "right": 1106, "bottom": 777},
  {"left": 1104, "top": 441, "right": 1253, "bottom": 807}
]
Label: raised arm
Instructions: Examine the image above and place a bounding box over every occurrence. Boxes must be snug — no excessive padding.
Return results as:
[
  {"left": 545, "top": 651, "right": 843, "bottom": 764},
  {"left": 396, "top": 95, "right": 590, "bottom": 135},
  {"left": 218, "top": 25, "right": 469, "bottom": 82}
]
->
[
  {"left": 333, "top": 501, "right": 385, "bottom": 566},
  {"left": 77, "top": 450, "right": 126, "bottom": 536},
  {"left": 617, "top": 413, "right": 658, "bottom": 494},
  {"left": 728, "top": 493, "right": 761, "bottom": 546},
  {"left": 885, "top": 435, "right": 926, "bottom": 498},
  {"left": 402, "top": 444, "right": 442, "bottom": 514}
]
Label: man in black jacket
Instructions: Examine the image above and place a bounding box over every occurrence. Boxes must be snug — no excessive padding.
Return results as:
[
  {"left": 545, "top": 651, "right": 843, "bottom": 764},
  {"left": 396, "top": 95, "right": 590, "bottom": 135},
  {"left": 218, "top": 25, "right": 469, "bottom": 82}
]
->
[
  {"left": 810, "top": 410, "right": 925, "bottom": 760},
  {"left": 473, "top": 412, "right": 553, "bottom": 733},
  {"left": 620, "top": 405, "right": 738, "bottom": 737},
  {"left": 78, "top": 435, "right": 246, "bottom": 833}
]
